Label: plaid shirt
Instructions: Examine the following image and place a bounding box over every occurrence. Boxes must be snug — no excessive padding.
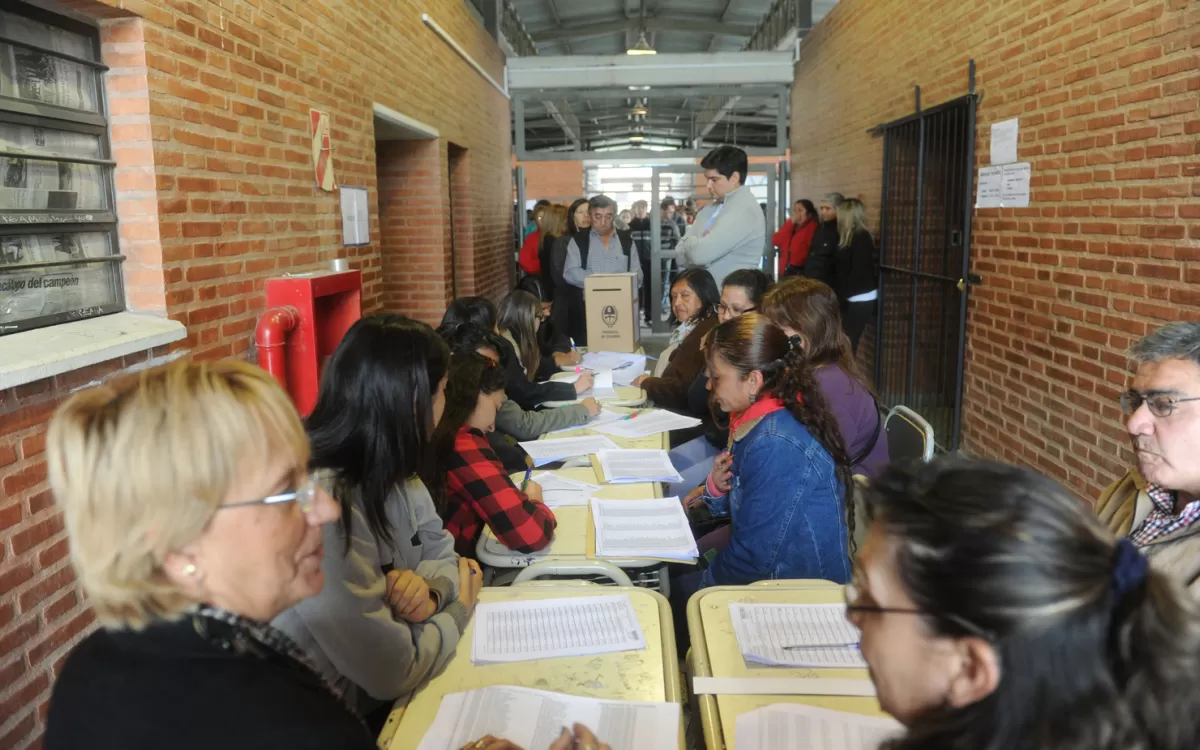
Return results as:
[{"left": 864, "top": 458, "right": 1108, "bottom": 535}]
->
[
  {"left": 1129, "top": 483, "right": 1200, "bottom": 547},
  {"left": 444, "top": 427, "right": 556, "bottom": 557}
]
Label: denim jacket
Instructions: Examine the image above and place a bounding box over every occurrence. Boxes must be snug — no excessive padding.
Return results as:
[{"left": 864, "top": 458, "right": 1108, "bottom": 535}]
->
[{"left": 701, "top": 409, "right": 851, "bottom": 587}]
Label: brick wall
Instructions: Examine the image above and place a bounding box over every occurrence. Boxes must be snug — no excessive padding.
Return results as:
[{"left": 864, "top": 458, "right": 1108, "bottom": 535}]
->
[
  {"left": 791, "top": 0, "right": 1198, "bottom": 500},
  {"left": 0, "top": 0, "right": 512, "bottom": 745}
]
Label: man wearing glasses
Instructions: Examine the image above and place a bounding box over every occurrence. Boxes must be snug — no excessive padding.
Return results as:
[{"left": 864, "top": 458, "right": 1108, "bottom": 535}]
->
[{"left": 1097, "top": 321, "right": 1200, "bottom": 592}]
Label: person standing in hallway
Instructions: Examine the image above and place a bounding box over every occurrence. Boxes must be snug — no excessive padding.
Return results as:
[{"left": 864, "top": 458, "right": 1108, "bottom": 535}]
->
[
  {"left": 773, "top": 199, "right": 818, "bottom": 278},
  {"left": 562, "top": 195, "right": 643, "bottom": 345},
  {"left": 518, "top": 201, "right": 550, "bottom": 276},
  {"left": 550, "top": 198, "right": 592, "bottom": 345},
  {"left": 677, "top": 146, "right": 766, "bottom": 287},
  {"left": 833, "top": 198, "right": 878, "bottom": 353},
  {"left": 1097, "top": 322, "right": 1200, "bottom": 593},
  {"left": 803, "top": 192, "right": 844, "bottom": 289},
  {"left": 628, "top": 200, "right": 654, "bottom": 326}
]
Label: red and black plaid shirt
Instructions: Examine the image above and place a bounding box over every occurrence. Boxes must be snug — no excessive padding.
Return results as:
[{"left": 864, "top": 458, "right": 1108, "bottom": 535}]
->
[{"left": 444, "top": 427, "right": 556, "bottom": 557}]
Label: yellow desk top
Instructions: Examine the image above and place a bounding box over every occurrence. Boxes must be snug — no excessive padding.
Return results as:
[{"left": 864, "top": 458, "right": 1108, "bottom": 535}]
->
[
  {"left": 688, "top": 585, "right": 886, "bottom": 750},
  {"left": 383, "top": 585, "right": 680, "bottom": 750}
]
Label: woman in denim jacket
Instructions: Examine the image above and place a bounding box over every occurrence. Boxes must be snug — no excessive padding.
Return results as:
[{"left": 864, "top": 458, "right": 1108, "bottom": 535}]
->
[{"left": 673, "top": 314, "right": 853, "bottom": 617}]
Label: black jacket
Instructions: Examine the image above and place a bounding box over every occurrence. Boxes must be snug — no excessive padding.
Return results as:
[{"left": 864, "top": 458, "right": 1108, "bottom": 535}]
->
[
  {"left": 834, "top": 230, "right": 878, "bottom": 301},
  {"left": 496, "top": 335, "right": 576, "bottom": 410},
  {"left": 46, "top": 618, "right": 374, "bottom": 750},
  {"left": 803, "top": 219, "right": 840, "bottom": 290}
]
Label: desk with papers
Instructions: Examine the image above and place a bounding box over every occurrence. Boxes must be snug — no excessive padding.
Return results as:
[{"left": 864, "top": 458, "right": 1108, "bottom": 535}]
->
[
  {"left": 381, "top": 584, "right": 683, "bottom": 750},
  {"left": 687, "top": 582, "right": 889, "bottom": 750}
]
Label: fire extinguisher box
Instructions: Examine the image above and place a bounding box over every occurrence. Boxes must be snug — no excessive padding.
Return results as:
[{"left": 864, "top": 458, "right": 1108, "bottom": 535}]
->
[{"left": 264, "top": 270, "right": 362, "bottom": 416}]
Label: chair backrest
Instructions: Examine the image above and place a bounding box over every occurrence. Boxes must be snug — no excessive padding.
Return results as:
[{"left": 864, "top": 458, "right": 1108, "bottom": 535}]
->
[{"left": 884, "top": 405, "right": 935, "bottom": 463}]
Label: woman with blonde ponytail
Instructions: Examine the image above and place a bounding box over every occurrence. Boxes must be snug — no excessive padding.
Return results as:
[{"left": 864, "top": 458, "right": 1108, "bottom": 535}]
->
[
  {"left": 671, "top": 313, "right": 853, "bottom": 620},
  {"left": 856, "top": 457, "right": 1200, "bottom": 750}
]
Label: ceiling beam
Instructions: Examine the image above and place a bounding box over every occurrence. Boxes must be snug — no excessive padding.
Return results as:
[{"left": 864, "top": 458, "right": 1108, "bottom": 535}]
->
[
  {"left": 530, "top": 17, "right": 758, "bottom": 43},
  {"left": 518, "top": 85, "right": 785, "bottom": 101},
  {"left": 709, "top": 0, "right": 736, "bottom": 52}
]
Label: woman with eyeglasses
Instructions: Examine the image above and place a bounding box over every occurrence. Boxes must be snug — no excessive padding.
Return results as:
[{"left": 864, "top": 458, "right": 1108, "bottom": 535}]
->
[
  {"left": 44, "top": 360, "right": 374, "bottom": 749},
  {"left": 855, "top": 457, "right": 1200, "bottom": 750},
  {"left": 633, "top": 268, "right": 720, "bottom": 412},
  {"left": 273, "top": 315, "right": 481, "bottom": 732}
]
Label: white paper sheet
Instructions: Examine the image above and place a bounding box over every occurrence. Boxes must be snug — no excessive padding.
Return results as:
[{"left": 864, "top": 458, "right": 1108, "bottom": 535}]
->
[
  {"left": 990, "top": 117, "right": 1019, "bottom": 165},
  {"left": 541, "top": 408, "right": 628, "bottom": 436},
  {"left": 591, "top": 409, "right": 702, "bottom": 439},
  {"left": 596, "top": 449, "right": 684, "bottom": 483},
  {"left": 729, "top": 603, "right": 867, "bottom": 668},
  {"left": 736, "top": 704, "right": 903, "bottom": 750},
  {"left": 416, "top": 685, "right": 680, "bottom": 750},
  {"left": 471, "top": 595, "right": 646, "bottom": 663},
  {"left": 581, "top": 351, "right": 645, "bottom": 373},
  {"left": 339, "top": 186, "right": 369, "bottom": 245},
  {"left": 976, "top": 165, "right": 1003, "bottom": 208},
  {"left": 590, "top": 368, "right": 619, "bottom": 399},
  {"left": 530, "top": 472, "right": 602, "bottom": 507},
  {"left": 1000, "top": 162, "right": 1031, "bottom": 207},
  {"left": 591, "top": 497, "right": 699, "bottom": 561},
  {"left": 517, "top": 435, "right": 620, "bottom": 467}
]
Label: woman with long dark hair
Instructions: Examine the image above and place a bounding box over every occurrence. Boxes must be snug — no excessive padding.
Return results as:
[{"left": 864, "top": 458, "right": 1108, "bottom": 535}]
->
[
  {"left": 423, "top": 353, "right": 556, "bottom": 557},
  {"left": 673, "top": 313, "right": 853, "bottom": 601},
  {"left": 515, "top": 274, "right": 580, "bottom": 377},
  {"left": 858, "top": 458, "right": 1200, "bottom": 750},
  {"left": 275, "top": 315, "right": 482, "bottom": 725},
  {"left": 633, "top": 268, "right": 721, "bottom": 411},
  {"left": 773, "top": 198, "right": 819, "bottom": 277},
  {"left": 762, "top": 277, "right": 887, "bottom": 477},
  {"left": 551, "top": 198, "right": 592, "bottom": 344}
]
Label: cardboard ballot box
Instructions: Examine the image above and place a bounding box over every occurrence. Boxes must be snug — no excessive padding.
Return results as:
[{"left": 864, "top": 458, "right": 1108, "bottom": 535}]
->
[{"left": 584, "top": 272, "right": 640, "bottom": 353}]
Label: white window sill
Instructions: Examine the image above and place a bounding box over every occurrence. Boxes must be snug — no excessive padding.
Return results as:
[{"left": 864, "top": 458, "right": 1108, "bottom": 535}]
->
[{"left": 0, "top": 313, "right": 187, "bottom": 390}]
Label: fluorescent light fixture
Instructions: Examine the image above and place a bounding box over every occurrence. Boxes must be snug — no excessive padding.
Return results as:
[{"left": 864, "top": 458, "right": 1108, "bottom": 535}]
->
[
  {"left": 629, "top": 134, "right": 645, "bottom": 141},
  {"left": 628, "top": 85, "right": 651, "bottom": 91},
  {"left": 631, "top": 103, "right": 649, "bottom": 116},
  {"left": 626, "top": 32, "right": 656, "bottom": 55}
]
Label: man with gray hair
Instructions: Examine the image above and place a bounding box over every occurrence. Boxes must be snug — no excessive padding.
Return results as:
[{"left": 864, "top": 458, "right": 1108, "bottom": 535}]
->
[
  {"left": 802, "top": 192, "right": 845, "bottom": 289},
  {"left": 561, "top": 194, "right": 642, "bottom": 344},
  {"left": 1096, "top": 321, "right": 1200, "bottom": 592}
]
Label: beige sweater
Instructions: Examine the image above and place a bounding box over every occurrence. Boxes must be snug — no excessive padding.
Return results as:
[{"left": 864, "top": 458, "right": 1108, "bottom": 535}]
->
[{"left": 1096, "top": 469, "right": 1200, "bottom": 594}]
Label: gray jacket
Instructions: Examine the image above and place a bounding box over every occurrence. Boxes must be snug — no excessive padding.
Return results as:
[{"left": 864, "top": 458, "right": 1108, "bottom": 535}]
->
[
  {"left": 273, "top": 477, "right": 467, "bottom": 714},
  {"left": 494, "top": 398, "right": 590, "bottom": 441},
  {"left": 678, "top": 185, "right": 766, "bottom": 287}
]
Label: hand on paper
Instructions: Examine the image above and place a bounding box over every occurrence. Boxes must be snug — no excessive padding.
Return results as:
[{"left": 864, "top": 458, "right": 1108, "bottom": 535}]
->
[
  {"left": 459, "top": 736, "right": 521, "bottom": 750},
  {"left": 573, "top": 371, "right": 595, "bottom": 394},
  {"left": 711, "top": 451, "right": 733, "bottom": 493},
  {"left": 457, "top": 558, "right": 482, "bottom": 614},
  {"left": 385, "top": 570, "right": 434, "bottom": 623},
  {"left": 554, "top": 350, "right": 582, "bottom": 367},
  {"left": 524, "top": 480, "right": 544, "bottom": 504},
  {"left": 580, "top": 397, "right": 601, "bottom": 417},
  {"left": 683, "top": 485, "right": 707, "bottom": 510},
  {"left": 630, "top": 374, "right": 649, "bottom": 387},
  {"left": 550, "top": 724, "right": 611, "bottom": 750}
]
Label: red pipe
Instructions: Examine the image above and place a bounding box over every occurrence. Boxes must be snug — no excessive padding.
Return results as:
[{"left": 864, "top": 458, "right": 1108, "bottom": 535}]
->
[{"left": 256, "top": 306, "right": 299, "bottom": 390}]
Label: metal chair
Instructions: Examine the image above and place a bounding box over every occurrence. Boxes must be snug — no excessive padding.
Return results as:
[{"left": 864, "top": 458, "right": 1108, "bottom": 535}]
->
[
  {"left": 884, "top": 405, "right": 935, "bottom": 463},
  {"left": 512, "top": 559, "right": 634, "bottom": 587}
]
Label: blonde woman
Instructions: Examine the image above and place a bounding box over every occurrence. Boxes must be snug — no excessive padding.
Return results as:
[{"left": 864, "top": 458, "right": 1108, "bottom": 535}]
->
[
  {"left": 43, "top": 360, "right": 374, "bottom": 750},
  {"left": 833, "top": 197, "right": 878, "bottom": 353}
]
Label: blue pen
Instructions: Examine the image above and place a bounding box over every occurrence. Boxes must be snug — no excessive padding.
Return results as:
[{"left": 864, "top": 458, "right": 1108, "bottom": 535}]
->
[{"left": 569, "top": 337, "right": 579, "bottom": 354}]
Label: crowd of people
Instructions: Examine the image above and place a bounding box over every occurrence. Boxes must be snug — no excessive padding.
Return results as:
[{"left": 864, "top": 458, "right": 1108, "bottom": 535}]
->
[{"left": 35, "top": 144, "right": 1200, "bottom": 750}]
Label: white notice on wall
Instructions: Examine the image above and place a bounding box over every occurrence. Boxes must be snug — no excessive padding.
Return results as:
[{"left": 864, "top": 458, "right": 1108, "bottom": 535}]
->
[
  {"left": 340, "top": 186, "right": 370, "bottom": 246},
  {"left": 999, "top": 162, "right": 1031, "bottom": 208},
  {"left": 990, "top": 117, "right": 1019, "bottom": 165},
  {"left": 976, "top": 166, "right": 1003, "bottom": 209}
]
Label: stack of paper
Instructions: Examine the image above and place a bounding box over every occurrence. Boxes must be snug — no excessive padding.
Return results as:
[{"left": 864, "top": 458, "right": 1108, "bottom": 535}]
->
[
  {"left": 530, "top": 472, "right": 600, "bottom": 507},
  {"left": 591, "top": 497, "right": 699, "bottom": 561},
  {"left": 517, "top": 435, "right": 620, "bottom": 467},
  {"left": 541, "top": 408, "right": 627, "bottom": 436},
  {"left": 596, "top": 449, "right": 684, "bottom": 483},
  {"left": 735, "top": 704, "right": 902, "bottom": 750},
  {"left": 581, "top": 351, "right": 645, "bottom": 372},
  {"left": 591, "top": 409, "right": 702, "bottom": 439},
  {"left": 729, "top": 603, "right": 867, "bottom": 668},
  {"left": 472, "top": 595, "right": 646, "bottom": 663},
  {"left": 549, "top": 370, "right": 619, "bottom": 400},
  {"left": 417, "top": 685, "right": 679, "bottom": 750}
]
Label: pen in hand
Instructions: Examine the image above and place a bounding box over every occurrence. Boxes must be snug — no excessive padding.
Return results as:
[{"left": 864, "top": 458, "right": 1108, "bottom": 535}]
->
[{"left": 520, "top": 455, "right": 534, "bottom": 492}]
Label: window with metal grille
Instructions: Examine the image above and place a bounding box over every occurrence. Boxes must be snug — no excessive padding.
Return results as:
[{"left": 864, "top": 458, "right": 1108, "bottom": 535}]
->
[{"left": 0, "top": 4, "right": 122, "bottom": 336}]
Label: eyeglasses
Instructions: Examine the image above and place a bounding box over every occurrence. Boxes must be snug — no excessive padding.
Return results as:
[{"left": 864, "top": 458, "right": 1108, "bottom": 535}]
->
[
  {"left": 718, "top": 303, "right": 756, "bottom": 317},
  {"left": 844, "top": 582, "right": 995, "bottom": 641},
  {"left": 1120, "top": 390, "right": 1200, "bottom": 418},
  {"left": 218, "top": 469, "right": 330, "bottom": 514}
]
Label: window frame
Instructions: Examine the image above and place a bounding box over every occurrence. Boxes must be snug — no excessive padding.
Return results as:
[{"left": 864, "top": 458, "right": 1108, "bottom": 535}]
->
[{"left": 0, "top": 2, "right": 125, "bottom": 336}]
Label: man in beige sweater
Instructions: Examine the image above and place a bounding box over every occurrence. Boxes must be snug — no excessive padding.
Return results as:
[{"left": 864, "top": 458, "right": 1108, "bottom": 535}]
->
[{"left": 1096, "top": 321, "right": 1200, "bottom": 592}]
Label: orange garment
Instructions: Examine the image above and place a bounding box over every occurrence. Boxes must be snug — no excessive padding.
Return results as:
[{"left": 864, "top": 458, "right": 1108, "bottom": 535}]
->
[
  {"left": 772, "top": 219, "right": 817, "bottom": 276},
  {"left": 519, "top": 230, "right": 542, "bottom": 275}
]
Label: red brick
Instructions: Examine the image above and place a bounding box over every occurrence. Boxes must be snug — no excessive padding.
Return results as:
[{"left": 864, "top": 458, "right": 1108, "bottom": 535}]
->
[
  {"left": 1, "top": 462, "right": 47, "bottom": 497},
  {"left": 27, "top": 610, "right": 94, "bottom": 666},
  {"left": 0, "top": 442, "right": 16, "bottom": 468},
  {"left": 0, "top": 562, "right": 34, "bottom": 596},
  {"left": 11, "top": 513, "right": 65, "bottom": 556}
]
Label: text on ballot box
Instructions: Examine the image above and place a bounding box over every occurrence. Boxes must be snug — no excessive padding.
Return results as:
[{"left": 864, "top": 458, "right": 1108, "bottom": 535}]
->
[{"left": 585, "top": 273, "right": 640, "bottom": 353}]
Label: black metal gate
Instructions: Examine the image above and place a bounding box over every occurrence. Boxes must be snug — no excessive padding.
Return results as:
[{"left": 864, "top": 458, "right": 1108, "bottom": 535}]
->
[{"left": 874, "top": 76, "right": 978, "bottom": 451}]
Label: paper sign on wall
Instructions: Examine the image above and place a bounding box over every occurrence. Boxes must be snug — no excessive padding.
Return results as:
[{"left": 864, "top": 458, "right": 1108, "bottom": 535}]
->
[
  {"left": 340, "top": 186, "right": 369, "bottom": 245},
  {"left": 976, "top": 163, "right": 1030, "bottom": 209},
  {"left": 990, "top": 118, "right": 1019, "bottom": 165},
  {"left": 310, "top": 109, "right": 335, "bottom": 192}
]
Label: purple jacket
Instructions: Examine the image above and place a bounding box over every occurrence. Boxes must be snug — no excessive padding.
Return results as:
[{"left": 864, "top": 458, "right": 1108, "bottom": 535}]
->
[{"left": 813, "top": 365, "right": 888, "bottom": 477}]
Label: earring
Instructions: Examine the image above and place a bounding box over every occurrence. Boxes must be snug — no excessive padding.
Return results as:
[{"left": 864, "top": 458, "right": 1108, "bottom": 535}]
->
[
  {"left": 183, "top": 563, "right": 198, "bottom": 577},
  {"left": 749, "top": 393, "right": 757, "bottom": 405}
]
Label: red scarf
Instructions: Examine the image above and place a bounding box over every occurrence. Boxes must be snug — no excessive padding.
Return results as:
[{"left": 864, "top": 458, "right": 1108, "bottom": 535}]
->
[{"left": 728, "top": 395, "right": 786, "bottom": 435}]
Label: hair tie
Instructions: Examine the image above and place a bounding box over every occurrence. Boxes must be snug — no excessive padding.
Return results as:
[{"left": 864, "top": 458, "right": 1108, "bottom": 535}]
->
[
  {"left": 1111, "top": 538, "right": 1148, "bottom": 602},
  {"left": 787, "top": 334, "right": 803, "bottom": 353}
]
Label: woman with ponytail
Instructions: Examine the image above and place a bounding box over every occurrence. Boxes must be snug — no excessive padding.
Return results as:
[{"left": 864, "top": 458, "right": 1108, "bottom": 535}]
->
[
  {"left": 673, "top": 313, "right": 853, "bottom": 606},
  {"left": 857, "top": 457, "right": 1200, "bottom": 750}
]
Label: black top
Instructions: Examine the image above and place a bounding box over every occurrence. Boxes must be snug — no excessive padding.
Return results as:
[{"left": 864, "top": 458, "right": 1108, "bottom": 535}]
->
[
  {"left": 803, "top": 219, "right": 840, "bottom": 290},
  {"left": 834, "top": 229, "right": 877, "bottom": 301},
  {"left": 45, "top": 618, "right": 374, "bottom": 750},
  {"left": 495, "top": 335, "right": 576, "bottom": 410}
]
